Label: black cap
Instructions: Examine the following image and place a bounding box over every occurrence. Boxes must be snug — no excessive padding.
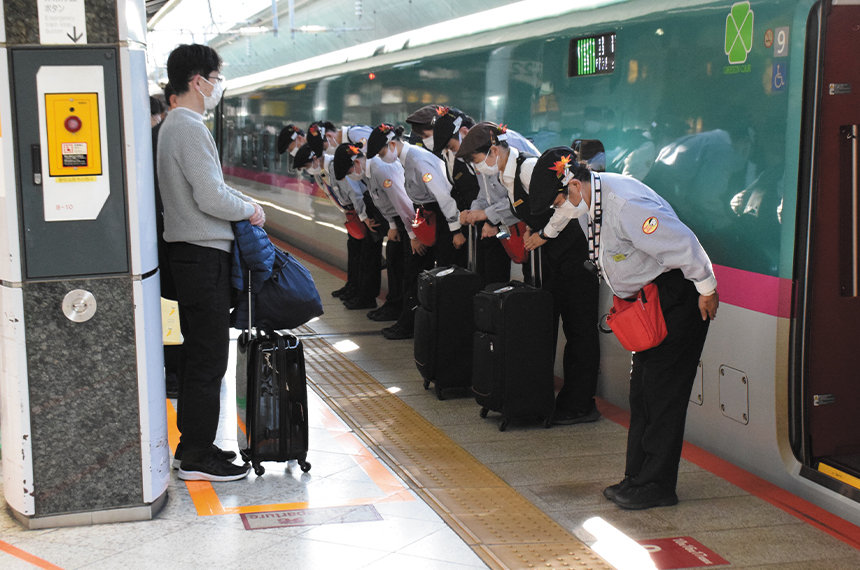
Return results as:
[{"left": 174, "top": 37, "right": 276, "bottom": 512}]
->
[
  {"left": 456, "top": 122, "right": 507, "bottom": 160},
  {"left": 333, "top": 142, "right": 364, "bottom": 180},
  {"left": 530, "top": 146, "right": 579, "bottom": 215},
  {"left": 306, "top": 122, "right": 325, "bottom": 157},
  {"left": 292, "top": 144, "right": 317, "bottom": 170},
  {"left": 277, "top": 124, "right": 304, "bottom": 154},
  {"left": 431, "top": 106, "right": 466, "bottom": 156},
  {"left": 366, "top": 123, "right": 398, "bottom": 159},
  {"left": 406, "top": 105, "right": 438, "bottom": 128}
]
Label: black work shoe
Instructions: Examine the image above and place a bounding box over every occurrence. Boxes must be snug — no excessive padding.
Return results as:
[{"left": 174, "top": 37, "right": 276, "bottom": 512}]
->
[
  {"left": 611, "top": 482, "right": 678, "bottom": 510},
  {"left": 173, "top": 443, "right": 237, "bottom": 470},
  {"left": 552, "top": 407, "right": 601, "bottom": 425},
  {"left": 602, "top": 478, "right": 631, "bottom": 501},
  {"left": 382, "top": 324, "right": 413, "bottom": 340},
  {"left": 344, "top": 297, "right": 377, "bottom": 310},
  {"left": 178, "top": 455, "right": 250, "bottom": 482},
  {"left": 368, "top": 304, "right": 401, "bottom": 322},
  {"left": 331, "top": 285, "right": 354, "bottom": 298}
]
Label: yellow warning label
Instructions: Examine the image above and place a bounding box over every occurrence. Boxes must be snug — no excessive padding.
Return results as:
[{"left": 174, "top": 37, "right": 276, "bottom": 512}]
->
[
  {"left": 818, "top": 462, "right": 860, "bottom": 490},
  {"left": 45, "top": 92, "right": 102, "bottom": 177},
  {"left": 56, "top": 176, "right": 97, "bottom": 183}
]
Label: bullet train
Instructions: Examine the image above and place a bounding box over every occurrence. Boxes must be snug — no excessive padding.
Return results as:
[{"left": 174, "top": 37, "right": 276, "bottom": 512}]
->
[{"left": 216, "top": 0, "right": 860, "bottom": 525}]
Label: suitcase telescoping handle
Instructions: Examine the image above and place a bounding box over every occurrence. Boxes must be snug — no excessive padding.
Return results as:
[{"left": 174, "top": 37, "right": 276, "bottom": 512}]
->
[
  {"left": 529, "top": 247, "right": 542, "bottom": 288},
  {"left": 246, "top": 268, "right": 253, "bottom": 336},
  {"left": 467, "top": 224, "right": 478, "bottom": 273}
]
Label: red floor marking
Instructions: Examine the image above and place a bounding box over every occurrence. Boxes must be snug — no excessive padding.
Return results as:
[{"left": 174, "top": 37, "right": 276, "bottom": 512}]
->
[
  {"left": 596, "top": 397, "right": 860, "bottom": 551},
  {"left": 0, "top": 539, "right": 64, "bottom": 570},
  {"left": 638, "top": 536, "right": 729, "bottom": 569}
]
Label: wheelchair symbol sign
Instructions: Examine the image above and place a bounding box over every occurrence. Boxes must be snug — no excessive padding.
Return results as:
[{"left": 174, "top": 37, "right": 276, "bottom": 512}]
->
[{"left": 772, "top": 63, "right": 786, "bottom": 91}]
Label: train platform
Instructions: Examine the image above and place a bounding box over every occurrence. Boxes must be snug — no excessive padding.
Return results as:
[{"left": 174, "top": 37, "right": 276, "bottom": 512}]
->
[{"left": 3, "top": 242, "right": 860, "bottom": 569}]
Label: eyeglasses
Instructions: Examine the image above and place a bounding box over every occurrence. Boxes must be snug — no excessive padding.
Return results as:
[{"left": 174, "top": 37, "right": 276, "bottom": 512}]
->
[{"left": 205, "top": 74, "right": 226, "bottom": 84}]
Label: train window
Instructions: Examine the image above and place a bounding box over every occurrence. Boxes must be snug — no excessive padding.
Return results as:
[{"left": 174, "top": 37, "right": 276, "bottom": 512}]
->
[{"left": 568, "top": 32, "right": 616, "bottom": 77}]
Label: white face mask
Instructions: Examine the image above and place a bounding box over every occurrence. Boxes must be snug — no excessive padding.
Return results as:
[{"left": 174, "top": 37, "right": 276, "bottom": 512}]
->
[
  {"left": 289, "top": 146, "right": 299, "bottom": 157},
  {"left": 554, "top": 197, "right": 588, "bottom": 219},
  {"left": 347, "top": 170, "right": 363, "bottom": 181},
  {"left": 422, "top": 136, "right": 435, "bottom": 152},
  {"left": 381, "top": 143, "right": 398, "bottom": 164},
  {"left": 473, "top": 150, "right": 498, "bottom": 176},
  {"left": 306, "top": 165, "right": 322, "bottom": 176},
  {"left": 198, "top": 76, "right": 224, "bottom": 111}
]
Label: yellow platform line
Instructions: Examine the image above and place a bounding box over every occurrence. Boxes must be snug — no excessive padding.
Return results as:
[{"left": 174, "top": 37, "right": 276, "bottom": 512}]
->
[{"left": 302, "top": 337, "right": 610, "bottom": 570}]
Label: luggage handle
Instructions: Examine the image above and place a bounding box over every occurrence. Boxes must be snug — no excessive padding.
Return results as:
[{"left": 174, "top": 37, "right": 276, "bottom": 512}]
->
[
  {"left": 467, "top": 224, "right": 478, "bottom": 273},
  {"left": 528, "top": 247, "right": 542, "bottom": 288}
]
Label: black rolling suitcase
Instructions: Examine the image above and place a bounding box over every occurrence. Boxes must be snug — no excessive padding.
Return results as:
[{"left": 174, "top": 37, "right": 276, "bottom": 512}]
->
[
  {"left": 238, "top": 273, "right": 311, "bottom": 476},
  {"left": 471, "top": 252, "right": 555, "bottom": 430},
  {"left": 414, "top": 227, "right": 482, "bottom": 399}
]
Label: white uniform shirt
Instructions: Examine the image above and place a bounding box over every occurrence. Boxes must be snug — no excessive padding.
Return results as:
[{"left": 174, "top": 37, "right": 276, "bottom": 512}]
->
[
  {"left": 578, "top": 172, "right": 718, "bottom": 298},
  {"left": 366, "top": 157, "right": 416, "bottom": 238},
  {"left": 398, "top": 142, "right": 461, "bottom": 232},
  {"left": 319, "top": 154, "right": 367, "bottom": 217}
]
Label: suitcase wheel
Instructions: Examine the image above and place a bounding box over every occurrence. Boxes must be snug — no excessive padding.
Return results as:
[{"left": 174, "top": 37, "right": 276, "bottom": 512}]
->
[
  {"left": 240, "top": 449, "right": 251, "bottom": 463},
  {"left": 435, "top": 385, "right": 445, "bottom": 400},
  {"left": 543, "top": 417, "right": 553, "bottom": 429},
  {"left": 299, "top": 460, "right": 312, "bottom": 473},
  {"left": 479, "top": 407, "right": 489, "bottom": 419},
  {"left": 423, "top": 379, "right": 430, "bottom": 390},
  {"left": 253, "top": 462, "right": 265, "bottom": 476},
  {"left": 499, "top": 418, "right": 509, "bottom": 432}
]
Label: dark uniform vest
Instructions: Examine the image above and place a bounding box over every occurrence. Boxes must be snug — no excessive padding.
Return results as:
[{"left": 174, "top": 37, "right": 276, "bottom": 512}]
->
[
  {"left": 449, "top": 158, "right": 480, "bottom": 212},
  {"left": 510, "top": 153, "right": 552, "bottom": 231}
]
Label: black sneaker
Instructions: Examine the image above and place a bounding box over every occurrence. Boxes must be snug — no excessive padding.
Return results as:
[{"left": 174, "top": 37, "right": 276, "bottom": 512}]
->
[
  {"left": 611, "top": 482, "right": 678, "bottom": 510},
  {"left": 602, "top": 477, "right": 631, "bottom": 501},
  {"left": 173, "top": 443, "right": 237, "bottom": 470},
  {"left": 178, "top": 455, "right": 250, "bottom": 482},
  {"left": 552, "top": 407, "right": 601, "bottom": 425},
  {"left": 344, "top": 297, "right": 377, "bottom": 310},
  {"left": 367, "top": 304, "right": 401, "bottom": 321},
  {"left": 382, "top": 324, "right": 413, "bottom": 340},
  {"left": 331, "top": 285, "right": 354, "bottom": 298}
]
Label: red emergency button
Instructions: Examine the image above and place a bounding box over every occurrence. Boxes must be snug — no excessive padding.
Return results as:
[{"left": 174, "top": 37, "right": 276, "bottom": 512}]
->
[{"left": 64, "top": 115, "right": 82, "bottom": 133}]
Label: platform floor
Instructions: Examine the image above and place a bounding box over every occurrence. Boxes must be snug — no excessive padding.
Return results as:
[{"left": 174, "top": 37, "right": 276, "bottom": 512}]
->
[{"left": 4, "top": 244, "right": 860, "bottom": 569}]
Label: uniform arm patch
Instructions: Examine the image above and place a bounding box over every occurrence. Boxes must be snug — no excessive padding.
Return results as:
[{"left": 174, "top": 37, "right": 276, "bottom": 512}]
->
[{"left": 642, "top": 217, "right": 659, "bottom": 234}]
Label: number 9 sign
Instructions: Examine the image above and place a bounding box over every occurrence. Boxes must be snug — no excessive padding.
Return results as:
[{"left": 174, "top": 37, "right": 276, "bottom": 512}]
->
[{"left": 774, "top": 26, "right": 789, "bottom": 57}]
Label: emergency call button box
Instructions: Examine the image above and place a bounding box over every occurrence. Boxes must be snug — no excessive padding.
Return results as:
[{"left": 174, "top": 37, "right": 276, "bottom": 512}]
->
[{"left": 45, "top": 92, "right": 102, "bottom": 177}]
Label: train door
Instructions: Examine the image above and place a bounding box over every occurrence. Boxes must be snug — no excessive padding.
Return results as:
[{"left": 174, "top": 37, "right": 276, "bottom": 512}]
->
[{"left": 800, "top": 0, "right": 860, "bottom": 495}]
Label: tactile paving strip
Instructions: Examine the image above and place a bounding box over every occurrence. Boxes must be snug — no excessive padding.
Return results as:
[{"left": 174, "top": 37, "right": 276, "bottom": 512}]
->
[{"left": 302, "top": 337, "right": 611, "bottom": 569}]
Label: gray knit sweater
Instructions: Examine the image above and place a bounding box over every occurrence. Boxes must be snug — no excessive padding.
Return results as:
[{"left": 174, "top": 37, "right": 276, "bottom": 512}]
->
[{"left": 157, "top": 107, "right": 255, "bottom": 253}]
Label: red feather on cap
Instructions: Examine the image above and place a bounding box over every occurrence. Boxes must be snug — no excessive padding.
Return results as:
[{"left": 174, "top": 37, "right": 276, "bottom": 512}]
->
[
  {"left": 550, "top": 154, "right": 573, "bottom": 179},
  {"left": 436, "top": 105, "right": 450, "bottom": 117}
]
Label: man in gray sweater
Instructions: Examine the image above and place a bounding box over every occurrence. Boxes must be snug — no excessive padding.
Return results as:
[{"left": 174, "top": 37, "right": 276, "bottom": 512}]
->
[{"left": 158, "top": 44, "right": 265, "bottom": 482}]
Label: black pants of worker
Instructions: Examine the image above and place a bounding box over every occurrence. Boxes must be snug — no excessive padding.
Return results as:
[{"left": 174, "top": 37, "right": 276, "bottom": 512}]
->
[
  {"left": 541, "top": 223, "right": 600, "bottom": 415},
  {"left": 382, "top": 224, "right": 407, "bottom": 308},
  {"left": 625, "top": 269, "right": 710, "bottom": 492},
  {"left": 475, "top": 221, "right": 511, "bottom": 285},
  {"left": 355, "top": 231, "right": 382, "bottom": 302},
  {"left": 344, "top": 233, "right": 362, "bottom": 293},
  {"left": 168, "top": 242, "right": 231, "bottom": 461}
]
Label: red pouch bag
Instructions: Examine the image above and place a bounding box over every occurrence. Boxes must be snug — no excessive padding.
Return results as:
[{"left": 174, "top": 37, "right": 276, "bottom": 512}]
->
[
  {"left": 344, "top": 209, "right": 367, "bottom": 239},
  {"left": 606, "top": 282, "right": 667, "bottom": 352},
  {"left": 499, "top": 221, "right": 528, "bottom": 263},
  {"left": 411, "top": 207, "right": 437, "bottom": 246}
]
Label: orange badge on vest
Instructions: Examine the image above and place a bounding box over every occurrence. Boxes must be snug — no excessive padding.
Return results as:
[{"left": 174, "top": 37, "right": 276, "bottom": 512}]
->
[
  {"left": 422, "top": 173, "right": 433, "bottom": 183},
  {"left": 383, "top": 179, "right": 393, "bottom": 188},
  {"left": 642, "top": 217, "right": 659, "bottom": 234}
]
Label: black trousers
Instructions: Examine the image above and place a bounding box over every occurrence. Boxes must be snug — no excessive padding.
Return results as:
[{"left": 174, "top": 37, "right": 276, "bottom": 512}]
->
[
  {"left": 356, "top": 231, "right": 382, "bottom": 301},
  {"left": 541, "top": 223, "right": 600, "bottom": 414},
  {"left": 383, "top": 225, "right": 406, "bottom": 308},
  {"left": 625, "top": 269, "right": 710, "bottom": 491},
  {"left": 168, "top": 242, "right": 232, "bottom": 460},
  {"left": 345, "top": 233, "right": 361, "bottom": 290}
]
